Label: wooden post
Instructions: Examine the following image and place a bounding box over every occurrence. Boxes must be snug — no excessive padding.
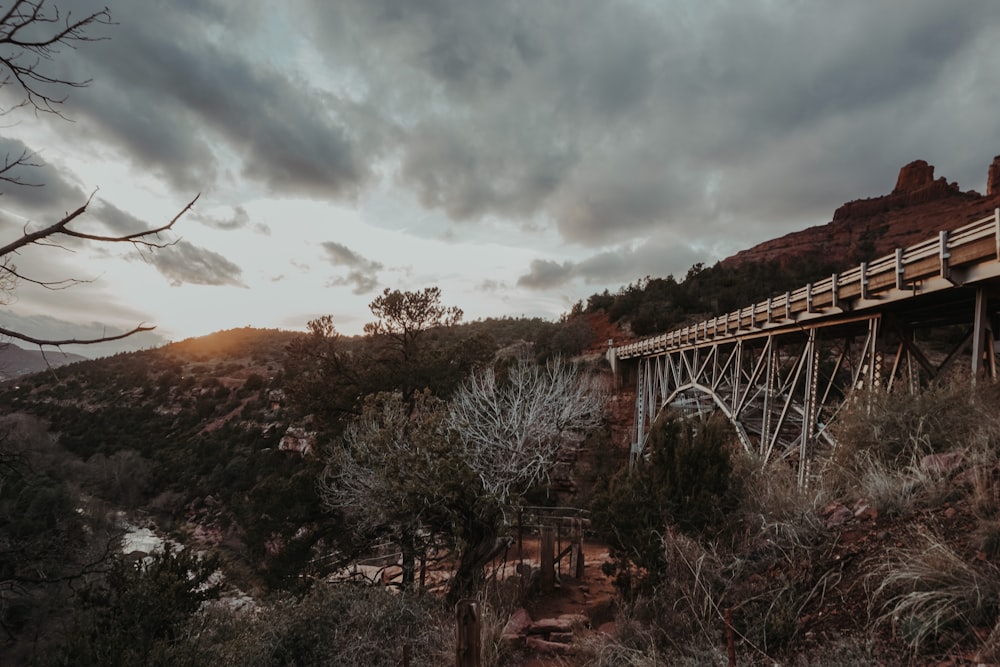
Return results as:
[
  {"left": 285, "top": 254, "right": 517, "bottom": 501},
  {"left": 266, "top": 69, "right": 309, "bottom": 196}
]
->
[
  {"left": 569, "top": 518, "right": 584, "bottom": 579},
  {"left": 455, "top": 600, "right": 481, "bottom": 667},
  {"left": 540, "top": 525, "right": 555, "bottom": 593}
]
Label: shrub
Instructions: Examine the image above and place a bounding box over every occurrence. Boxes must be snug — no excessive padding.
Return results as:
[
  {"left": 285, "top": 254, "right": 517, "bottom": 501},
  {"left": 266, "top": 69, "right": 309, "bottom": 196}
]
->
[
  {"left": 591, "top": 411, "right": 739, "bottom": 592},
  {"left": 186, "top": 583, "right": 450, "bottom": 667}
]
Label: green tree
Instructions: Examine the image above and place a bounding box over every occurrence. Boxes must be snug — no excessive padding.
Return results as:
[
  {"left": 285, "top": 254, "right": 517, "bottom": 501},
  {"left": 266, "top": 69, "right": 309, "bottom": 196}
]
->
[
  {"left": 284, "top": 315, "right": 369, "bottom": 430},
  {"left": 364, "top": 286, "right": 463, "bottom": 362},
  {"left": 320, "top": 390, "right": 458, "bottom": 589},
  {"left": 50, "top": 546, "right": 221, "bottom": 667},
  {"left": 592, "top": 411, "right": 739, "bottom": 592}
]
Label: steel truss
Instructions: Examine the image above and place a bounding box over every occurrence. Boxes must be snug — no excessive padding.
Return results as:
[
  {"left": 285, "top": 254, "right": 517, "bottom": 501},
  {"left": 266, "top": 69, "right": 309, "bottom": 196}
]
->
[{"left": 624, "top": 285, "right": 998, "bottom": 485}]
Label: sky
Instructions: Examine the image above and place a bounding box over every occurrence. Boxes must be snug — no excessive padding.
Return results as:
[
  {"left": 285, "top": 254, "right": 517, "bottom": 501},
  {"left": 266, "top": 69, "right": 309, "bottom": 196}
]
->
[{"left": 1, "top": 0, "right": 999, "bottom": 357}]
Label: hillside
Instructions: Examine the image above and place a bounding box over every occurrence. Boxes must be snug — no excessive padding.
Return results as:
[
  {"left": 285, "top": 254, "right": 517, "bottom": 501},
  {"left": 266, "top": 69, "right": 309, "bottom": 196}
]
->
[{"left": 0, "top": 342, "right": 87, "bottom": 380}]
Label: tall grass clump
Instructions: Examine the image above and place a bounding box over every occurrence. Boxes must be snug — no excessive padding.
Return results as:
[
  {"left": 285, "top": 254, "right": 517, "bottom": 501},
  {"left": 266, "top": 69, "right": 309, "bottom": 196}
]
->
[
  {"left": 579, "top": 531, "right": 729, "bottom": 666},
  {"left": 834, "top": 382, "right": 983, "bottom": 467},
  {"left": 828, "top": 381, "right": 1000, "bottom": 513},
  {"left": 872, "top": 527, "right": 1000, "bottom": 655}
]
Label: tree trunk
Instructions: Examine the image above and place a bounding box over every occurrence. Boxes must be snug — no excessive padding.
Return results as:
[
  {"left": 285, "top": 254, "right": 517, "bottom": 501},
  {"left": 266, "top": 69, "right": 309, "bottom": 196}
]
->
[
  {"left": 400, "top": 529, "right": 416, "bottom": 589},
  {"left": 447, "top": 514, "right": 499, "bottom": 605}
]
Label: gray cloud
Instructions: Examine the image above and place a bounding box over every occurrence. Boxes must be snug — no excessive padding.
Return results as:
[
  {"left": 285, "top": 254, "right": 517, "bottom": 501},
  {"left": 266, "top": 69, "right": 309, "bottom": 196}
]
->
[
  {"left": 55, "top": 0, "right": 376, "bottom": 200},
  {"left": 298, "top": 0, "right": 1000, "bottom": 248},
  {"left": 517, "top": 259, "right": 574, "bottom": 290},
  {"left": 11, "top": 0, "right": 1000, "bottom": 275},
  {"left": 518, "top": 237, "right": 714, "bottom": 291},
  {"left": 140, "top": 240, "right": 245, "bottom": 287},
  {"left": 193, "top": 205, "right": 270, "bottom": 234},
  {"left": 321, "top": 241, "right": 383, "bottom": 294}
]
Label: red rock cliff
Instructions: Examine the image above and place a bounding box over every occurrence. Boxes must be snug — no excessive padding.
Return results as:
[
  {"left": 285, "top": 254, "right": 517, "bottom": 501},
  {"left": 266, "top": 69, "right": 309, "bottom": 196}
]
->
[{"left": 722, "top": 158, "right": 1000, "bottom": 270}]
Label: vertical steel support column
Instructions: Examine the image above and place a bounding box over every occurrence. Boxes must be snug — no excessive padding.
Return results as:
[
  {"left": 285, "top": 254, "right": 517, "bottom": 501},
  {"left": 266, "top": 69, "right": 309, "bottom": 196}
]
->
[
  {"left": 631, "top": 360, "right": 646, "bottom": 466},
  {"left": 866, "top": 317, "right": 880, "bottom": 393},
  {"left": 798, "top": 329, "right": 818, "bottom": 487},
  {"left": 761, "top": 336, "right": 774, "bottom": 458},
  {"left": 731, "top": 339, "right": 742, "bottom": 416},
  {"left": 972, "top": 286, "right": 990, "bottom": 384}
]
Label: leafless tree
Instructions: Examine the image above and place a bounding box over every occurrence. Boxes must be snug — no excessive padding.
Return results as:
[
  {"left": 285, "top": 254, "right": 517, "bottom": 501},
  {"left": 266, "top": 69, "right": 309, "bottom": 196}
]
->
[
  {"left": 449, "top": 356, "right": 609, "bottom": 505},
  {"left": 0, "top": 1, "right": 196, "bottom": 349}
]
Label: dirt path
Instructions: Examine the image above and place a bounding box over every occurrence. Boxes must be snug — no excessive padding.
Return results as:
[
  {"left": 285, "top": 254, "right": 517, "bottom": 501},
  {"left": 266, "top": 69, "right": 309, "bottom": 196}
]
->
[{"left": 505, "top": 539, "right": 619, "bottom": 666}]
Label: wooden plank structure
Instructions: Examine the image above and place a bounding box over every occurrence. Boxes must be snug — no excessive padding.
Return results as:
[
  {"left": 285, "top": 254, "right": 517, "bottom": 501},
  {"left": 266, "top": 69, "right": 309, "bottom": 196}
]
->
[{"left": 609, "top": 209, "right": 1000, "bottom": 484}]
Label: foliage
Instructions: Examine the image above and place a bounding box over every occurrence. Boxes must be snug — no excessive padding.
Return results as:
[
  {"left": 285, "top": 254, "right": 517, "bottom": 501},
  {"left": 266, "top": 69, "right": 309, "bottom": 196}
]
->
[
  {"left": 320, "top": 390, "right": 459, "bottom": 587},
  {"left": 321, "top": 357, "right": 607, "bottom": 602},
  {"left": 832, "top": 382, "right": 989, "bottom": 471},
  {"left": 364, "top": 286, "right": 464, "bottom": 361},
  {"left": 185, "top": 583, "right": 449, "bottom": 667},
  {"left": 0, "top": 414, "right": 121, "bottom": 658},
  {"left": 47, "top": 546, "right": 222, "bottom": 667},
  {"left": 285, "top": 289, "right": 494, "bottom": 432},
  {"left": 582, "top": 257, "right": 841, "bottom": 338},
  {"left": 283, "top": 315, "right": 371, "bottom": 431}
]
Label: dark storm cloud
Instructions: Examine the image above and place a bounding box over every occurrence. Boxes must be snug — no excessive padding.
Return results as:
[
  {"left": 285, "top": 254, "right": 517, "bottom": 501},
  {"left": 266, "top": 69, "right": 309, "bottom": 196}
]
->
[
  {"left": 320, "top": 241, "right": 382, "bottom": 294},
  {"left": 25, "top": 0, "right": 1000, "bottom": 257},
  {"left": 59, "top": 0, "right": 375, "bottom": 200},
  {"left": 298, "top": 0, "right": 1000, "bottom": 249},
  {"left": 141, "top": 240, "right": 245, "bottom": 288}
]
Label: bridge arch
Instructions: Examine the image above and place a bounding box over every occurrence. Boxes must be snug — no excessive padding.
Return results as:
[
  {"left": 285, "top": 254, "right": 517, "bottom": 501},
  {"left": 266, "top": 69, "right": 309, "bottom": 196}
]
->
[{"left": 656, "top": 382, "right": 754, "bottom": 454}]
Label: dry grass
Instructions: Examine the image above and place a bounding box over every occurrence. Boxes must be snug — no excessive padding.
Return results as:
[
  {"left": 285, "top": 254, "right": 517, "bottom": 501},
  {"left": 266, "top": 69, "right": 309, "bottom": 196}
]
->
[{"left": 871, "top": 527, "right": 1000, "bottom": 654}]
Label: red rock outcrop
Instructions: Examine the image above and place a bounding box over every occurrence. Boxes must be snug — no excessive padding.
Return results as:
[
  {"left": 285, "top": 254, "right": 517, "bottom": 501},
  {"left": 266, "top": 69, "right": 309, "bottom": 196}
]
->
[
  {"left": 988, "top": 155, "right": 1000, "bottom": 197},
  {"left": 723, "top": 158, "right": 1000, "bottom": 270}
]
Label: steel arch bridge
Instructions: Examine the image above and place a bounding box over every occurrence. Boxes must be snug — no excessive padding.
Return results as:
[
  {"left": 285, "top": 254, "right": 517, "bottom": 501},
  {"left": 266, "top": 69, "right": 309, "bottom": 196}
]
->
[{"left": 608, "top": 209, "right": 1000, "bottom": 484}]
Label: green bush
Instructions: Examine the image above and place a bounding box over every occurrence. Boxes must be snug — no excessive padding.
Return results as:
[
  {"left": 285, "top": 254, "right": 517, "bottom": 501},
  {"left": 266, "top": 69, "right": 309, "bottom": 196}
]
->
[{"left": 591, "top": 411, "right": 739, "bottom": 591}]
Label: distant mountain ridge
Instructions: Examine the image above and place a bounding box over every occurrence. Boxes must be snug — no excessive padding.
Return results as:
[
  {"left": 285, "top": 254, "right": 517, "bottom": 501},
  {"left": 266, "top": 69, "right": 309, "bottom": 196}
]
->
[
  {"left": 722, "top": 156, "right": 1000, "bottom": 270},
  {"left": 0, "top": 343, "right": 87, "bottom": 380}
]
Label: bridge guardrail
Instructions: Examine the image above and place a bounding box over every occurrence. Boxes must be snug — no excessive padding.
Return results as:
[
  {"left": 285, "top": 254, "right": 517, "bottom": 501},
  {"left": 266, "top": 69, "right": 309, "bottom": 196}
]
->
[{"left": 614, "top": 207, "right": 1000, "bottom": 360}]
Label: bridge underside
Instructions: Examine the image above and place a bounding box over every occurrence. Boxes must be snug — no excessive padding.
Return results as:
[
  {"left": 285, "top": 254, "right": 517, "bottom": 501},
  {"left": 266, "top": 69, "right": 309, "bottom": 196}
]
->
[{"left": 622, "top": 284, "right": 1000, "bottom": 485}]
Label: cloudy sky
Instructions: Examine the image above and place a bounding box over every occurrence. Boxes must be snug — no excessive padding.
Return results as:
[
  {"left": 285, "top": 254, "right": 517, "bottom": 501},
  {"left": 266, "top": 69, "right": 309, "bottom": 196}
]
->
[{"left": 2, "top": 0, "right": 999, "bottom": 356}]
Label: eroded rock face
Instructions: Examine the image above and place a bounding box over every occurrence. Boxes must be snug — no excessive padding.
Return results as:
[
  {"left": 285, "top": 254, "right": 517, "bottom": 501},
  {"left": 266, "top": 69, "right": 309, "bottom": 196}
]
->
[
  {"left": 893, "top": 159, "right": 936, "bottom": 194},
  {"left": 722, "top": 156, "right": 1000, "bottom": 271},
  {"left": 988, "top": 155, "right": 1000, "bottom": 197}
]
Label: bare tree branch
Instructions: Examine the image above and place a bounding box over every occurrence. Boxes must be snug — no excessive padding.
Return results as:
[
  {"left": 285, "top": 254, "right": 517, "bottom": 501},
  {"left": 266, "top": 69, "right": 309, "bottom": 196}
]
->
[
  {"left": 0, "top": 0, "right": 113, "bottom": 116},
  {"left": 0, "top": 147, "right": 41, "bottom": 187},
  {"left": 0, "top": 2, "right": 195, "bottom": 351},
  {"left": 0, "top": 193, "right": 198, "bottom": 257},
  {"left": 0, "top": 322, "right": 153, "bottom": 348}
]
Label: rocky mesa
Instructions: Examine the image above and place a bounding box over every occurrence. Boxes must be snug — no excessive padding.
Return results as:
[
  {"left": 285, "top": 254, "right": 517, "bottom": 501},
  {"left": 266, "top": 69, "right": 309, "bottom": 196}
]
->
[{"left": 722, "top": 155, "right": 1000, "bottom": 270}]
